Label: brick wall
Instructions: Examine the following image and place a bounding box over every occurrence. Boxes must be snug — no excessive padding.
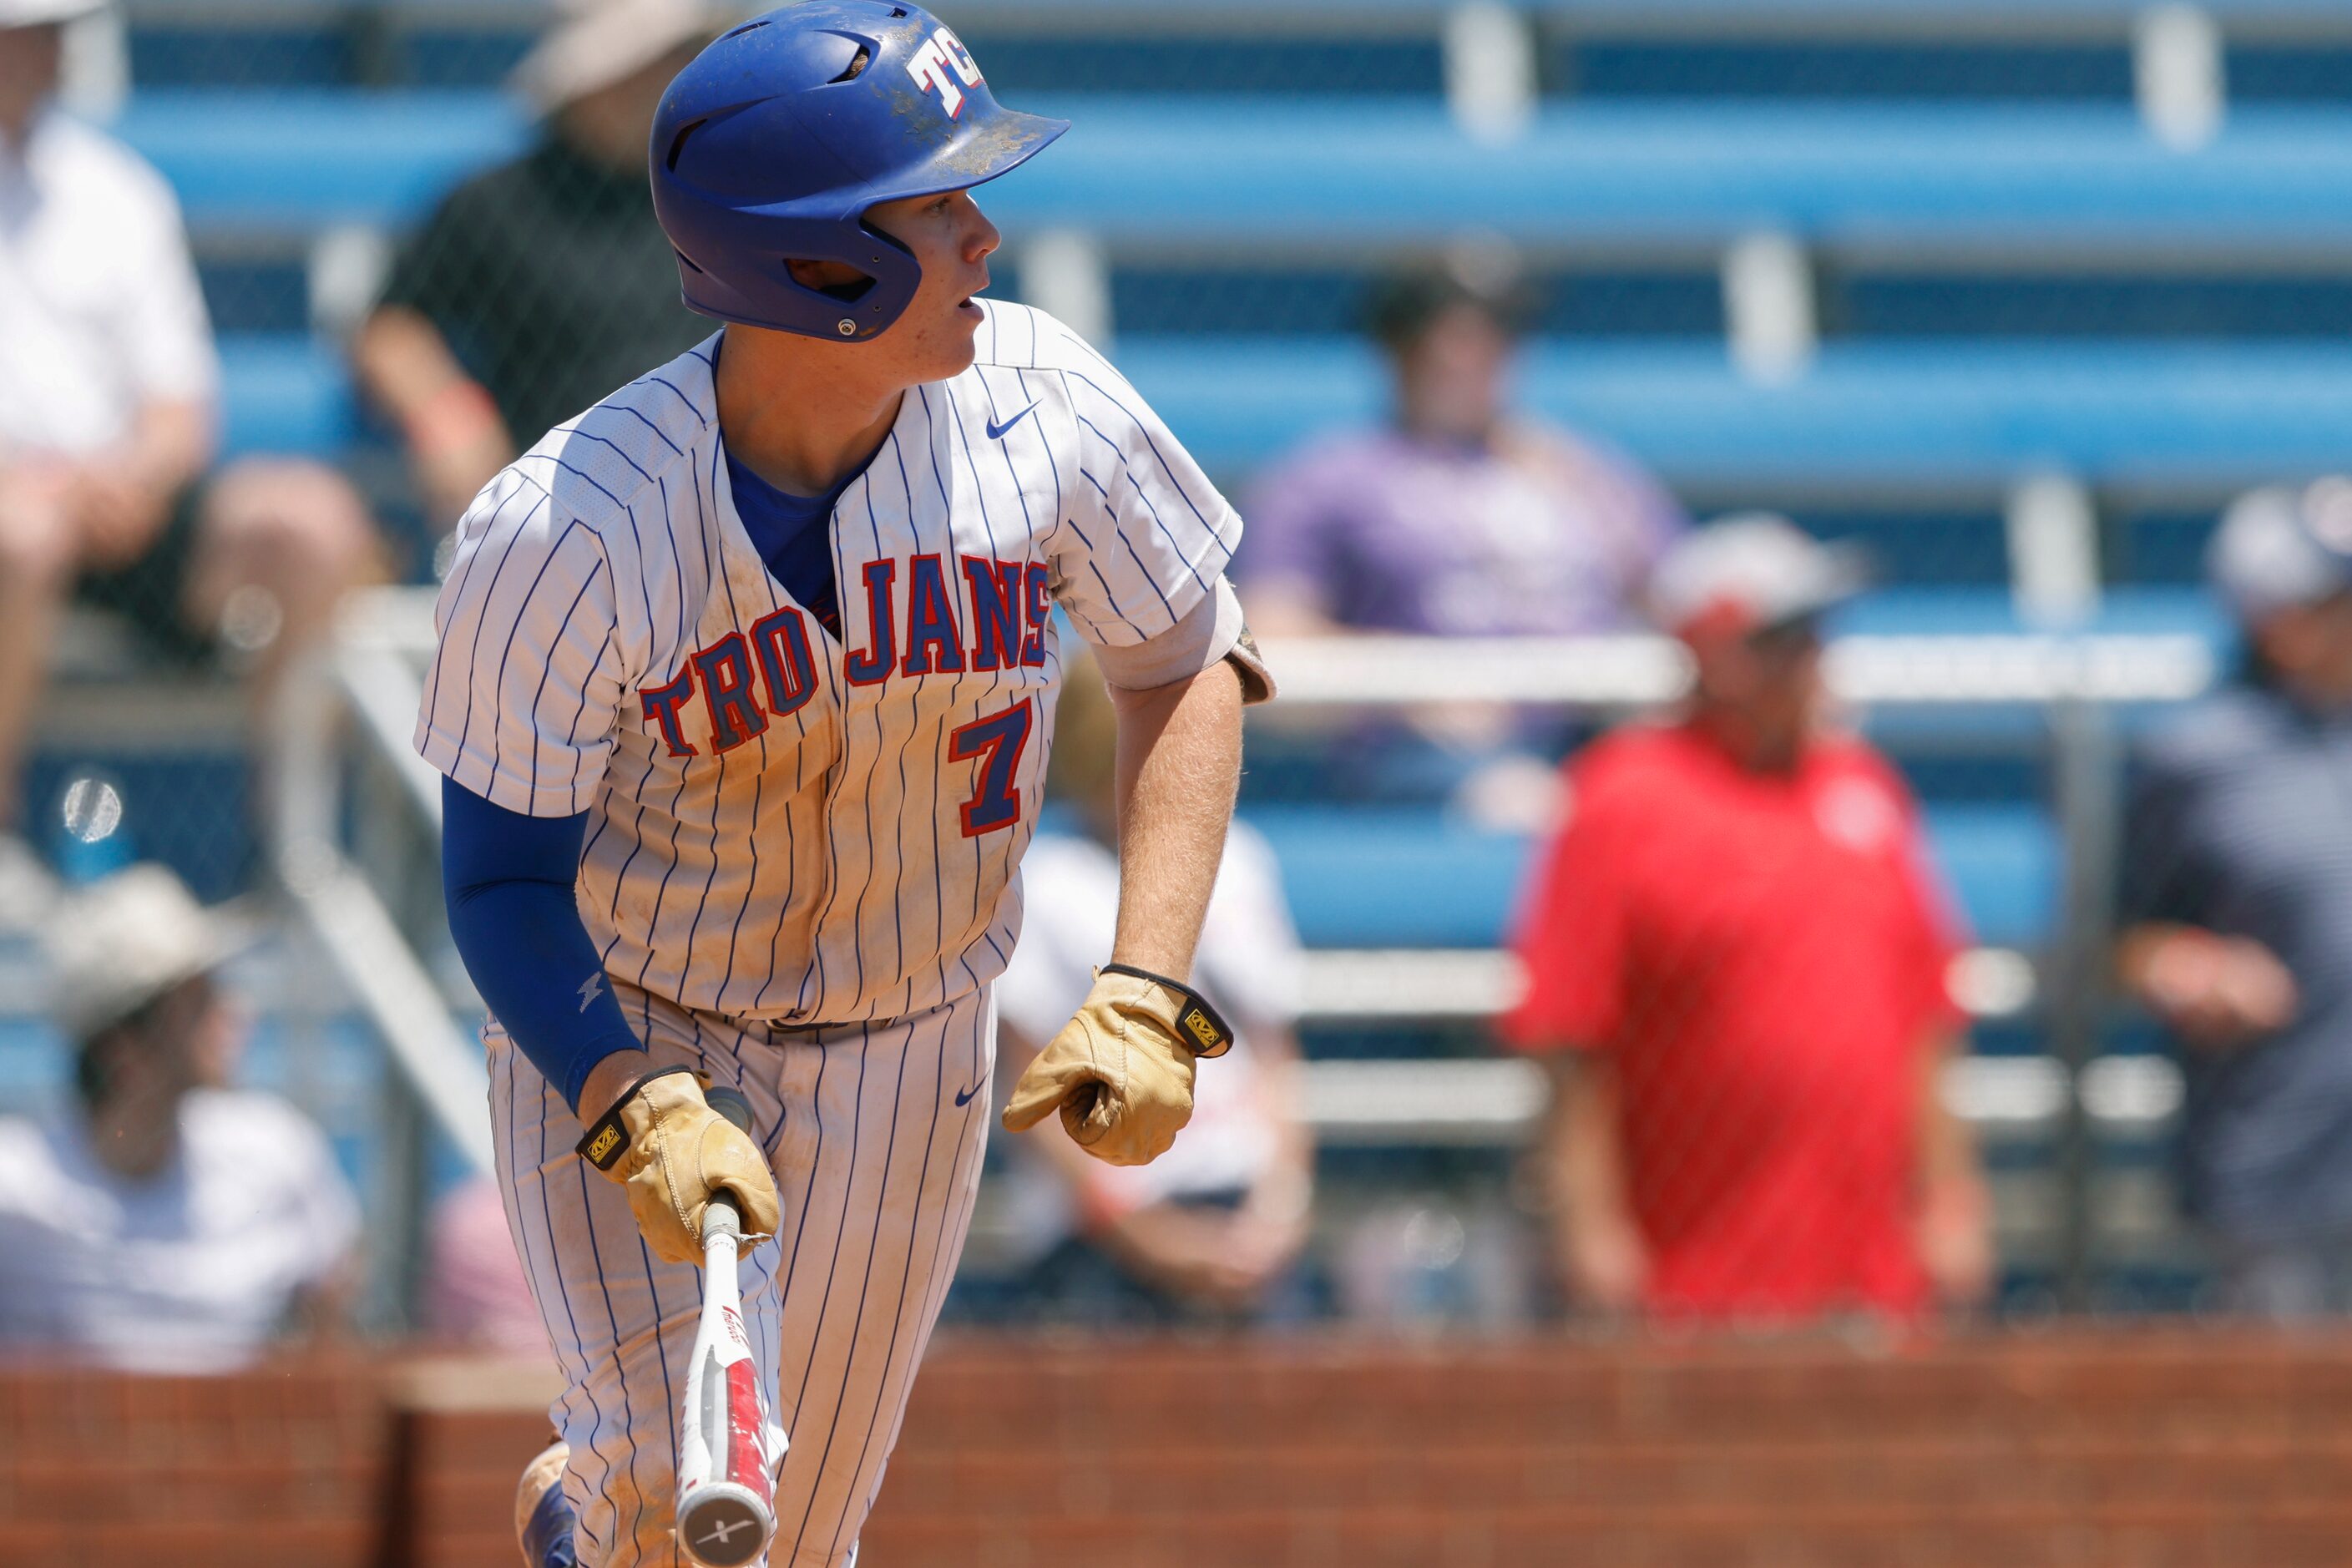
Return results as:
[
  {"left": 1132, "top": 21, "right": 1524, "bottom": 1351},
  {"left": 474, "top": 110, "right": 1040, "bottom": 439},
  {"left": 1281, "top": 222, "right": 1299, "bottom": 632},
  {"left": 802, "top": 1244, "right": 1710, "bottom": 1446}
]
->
[
  {"left": 0, "top": 1359, "right": 387, "bottom": 1568},
  {"left": 8, "top": 1333, "right": 2352, "bottom": 1567}
]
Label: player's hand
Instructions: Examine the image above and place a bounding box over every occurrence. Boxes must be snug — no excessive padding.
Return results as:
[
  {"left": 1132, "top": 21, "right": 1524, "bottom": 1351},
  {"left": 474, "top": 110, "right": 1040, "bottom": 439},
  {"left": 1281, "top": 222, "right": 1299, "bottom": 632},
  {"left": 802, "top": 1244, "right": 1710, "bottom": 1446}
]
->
[
  {"left": 574, "top": 1065, "right": 781, "bottom": 1267},
  {"left": 1560, "top": 1216, "right": 1648, "bottom": 1315},
  {"left": 1002, "top": 967, "right": 1227, "bottom": 1166},
  {"left": 2136, "top": 929, "right": 2297, "bottom": 1050},
  {"left": 1916, "top": 1178, "right": 1996, "bottom": 1308},
  {"left": 62, "top": 466, "right": 168, "bottom": 569}
]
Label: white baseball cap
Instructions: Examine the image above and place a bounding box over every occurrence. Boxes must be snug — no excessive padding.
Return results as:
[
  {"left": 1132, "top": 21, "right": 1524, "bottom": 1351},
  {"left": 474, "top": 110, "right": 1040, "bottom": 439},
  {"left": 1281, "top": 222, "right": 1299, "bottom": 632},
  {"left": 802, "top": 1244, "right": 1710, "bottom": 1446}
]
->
[
  {"left": 1650, "top": 512, "right": 1869, "bottom": 643},
  {"left": 511, "top": 0, "right": 729, "bottom": 116},
  {"left": 44, "top": 865, "right": 257, "bottom": 1040},
  {"left": 0, "top": 0, "right": 107, "bottom": 27},
  {"left": 2207, "top": 478, "right": 2352, "bottom": 624}
]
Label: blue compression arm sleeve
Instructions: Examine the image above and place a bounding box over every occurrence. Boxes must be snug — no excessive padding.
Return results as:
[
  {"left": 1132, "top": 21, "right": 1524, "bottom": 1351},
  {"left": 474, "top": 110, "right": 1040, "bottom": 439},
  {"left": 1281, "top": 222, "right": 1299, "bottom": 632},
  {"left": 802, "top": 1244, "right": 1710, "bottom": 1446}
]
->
[{"left": 441, "top": 774, "right": 646, "bottom": 1113}]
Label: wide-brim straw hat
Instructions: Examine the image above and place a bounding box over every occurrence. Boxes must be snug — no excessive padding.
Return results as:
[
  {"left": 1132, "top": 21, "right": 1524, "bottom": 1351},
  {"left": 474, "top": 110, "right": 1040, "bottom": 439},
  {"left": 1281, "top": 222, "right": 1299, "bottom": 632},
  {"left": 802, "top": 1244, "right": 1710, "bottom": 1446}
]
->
[{"left": 511, "top": 0, "right": 729, "bottom": 116}]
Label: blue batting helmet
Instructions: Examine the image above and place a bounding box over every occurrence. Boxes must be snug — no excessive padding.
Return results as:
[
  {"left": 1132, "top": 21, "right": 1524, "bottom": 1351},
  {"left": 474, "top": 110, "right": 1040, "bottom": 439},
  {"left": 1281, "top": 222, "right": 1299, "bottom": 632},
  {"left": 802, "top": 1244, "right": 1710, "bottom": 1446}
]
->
[{"left": 649, "top": 2, "right": 1065, "bottom": 341}]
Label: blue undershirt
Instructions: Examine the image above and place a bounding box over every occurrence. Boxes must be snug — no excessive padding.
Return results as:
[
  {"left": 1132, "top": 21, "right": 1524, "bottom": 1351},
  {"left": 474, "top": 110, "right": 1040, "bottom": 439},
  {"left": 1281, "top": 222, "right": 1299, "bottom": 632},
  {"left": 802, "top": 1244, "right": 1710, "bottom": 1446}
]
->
[
  {"left": 440, "top": 454, "right": 853, "bottom": 1115},
  {"left": 725, "top": 448, "right": 845, "bottom": 638},
  {"left": 442, "top": 776, "right": 641, "bottom": 1114}
]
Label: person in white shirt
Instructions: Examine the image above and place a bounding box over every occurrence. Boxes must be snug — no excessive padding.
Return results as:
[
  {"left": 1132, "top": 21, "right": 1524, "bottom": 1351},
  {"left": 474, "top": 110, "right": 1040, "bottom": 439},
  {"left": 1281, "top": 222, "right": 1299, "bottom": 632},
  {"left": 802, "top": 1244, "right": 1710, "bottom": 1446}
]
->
[
  {"left": 0, "top": 862, "right": 361, "bottom": 1372},
  {"left": 990, "top": 655, "right": 1316, "bottom": 1324},
  {"left": 0, "top": 0, "right": 378, "bottom": 920}
]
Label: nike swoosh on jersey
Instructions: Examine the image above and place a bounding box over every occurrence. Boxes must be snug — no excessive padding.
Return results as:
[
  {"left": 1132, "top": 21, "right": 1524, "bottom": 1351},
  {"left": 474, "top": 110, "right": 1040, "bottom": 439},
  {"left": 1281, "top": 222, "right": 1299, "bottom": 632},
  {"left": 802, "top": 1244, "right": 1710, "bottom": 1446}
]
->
[
  {"left": 984, "top": 402, "right": 1039, "bottom": 441},
  {"left": 953, "top": 1081, "right": 982, "bottom": 1106}
]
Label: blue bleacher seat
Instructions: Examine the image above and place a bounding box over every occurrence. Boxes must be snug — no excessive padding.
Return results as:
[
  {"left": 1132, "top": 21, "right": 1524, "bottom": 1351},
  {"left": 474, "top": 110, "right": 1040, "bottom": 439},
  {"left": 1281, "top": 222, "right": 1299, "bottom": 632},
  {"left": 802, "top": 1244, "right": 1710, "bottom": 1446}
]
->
[
  {"left": 1246, "top": 799, "right": 2058, "bottom": 951},
  {"left": 219, "top": 336, "right": 357, "bottom": 459},
  {"left": 211, "top": 328, "right": 2352, "bottom": 487},
  {"left": 1828, "top": 585, "right": 2229, "bottom": 641},
  {"left": 118, "top": 92, "right": 527, "bottom": 229},
  {"left": 1115, "top": 338, "right": 2352, "bottom": 485},
  {"left": 124, "top": 94, "right": 2352, "bottom": 241}
]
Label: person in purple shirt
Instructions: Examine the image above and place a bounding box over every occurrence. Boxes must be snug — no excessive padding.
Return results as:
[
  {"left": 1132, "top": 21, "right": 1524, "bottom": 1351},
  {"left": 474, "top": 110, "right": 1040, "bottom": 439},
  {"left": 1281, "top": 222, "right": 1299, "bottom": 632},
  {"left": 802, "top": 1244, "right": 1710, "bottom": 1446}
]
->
[{"left": 1239, "top": 252, "right": 1686, "bottom": 642}]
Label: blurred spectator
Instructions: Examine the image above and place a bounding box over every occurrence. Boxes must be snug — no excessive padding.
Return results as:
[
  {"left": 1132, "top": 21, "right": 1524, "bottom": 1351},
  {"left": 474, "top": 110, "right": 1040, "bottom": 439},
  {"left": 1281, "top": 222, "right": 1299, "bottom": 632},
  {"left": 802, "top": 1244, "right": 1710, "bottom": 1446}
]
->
[
  {"left": 0, "top": 0, "right": 378, "bottom": 922},
  {"left": 352, "top": 0, "right": 725, "bottom": 537},
  {"left": 425, "top": 1176, "right": 544, "bottom": 1357},
  {"left": 0, "top": 865, "right": 360, "bottom": 1371},
  {"left": 1237, "top": 249, "right": 1687, "bottom": 822},
  {"left": 987, "top": 658, "right": 1315, "bottom": 1328},
  {"left": 1500, "top": 516, "right": 1991, "bottom": 1326},
  {"left": 1237, "top": 248, "right": 1686, "bottom": 640},
  {"left": 2118, "top": 480, "right": 2352, "bottom": 1318}
]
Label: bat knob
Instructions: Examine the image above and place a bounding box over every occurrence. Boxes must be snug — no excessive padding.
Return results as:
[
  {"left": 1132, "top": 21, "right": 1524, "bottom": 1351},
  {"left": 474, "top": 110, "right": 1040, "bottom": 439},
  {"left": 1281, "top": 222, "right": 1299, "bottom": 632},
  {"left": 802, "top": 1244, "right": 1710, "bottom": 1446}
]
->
[
  {"left": 678, "top": 1480, "right": 775, "bottom": 1567},
  {"left": 706, "top": 1085, "right": 755, "bottom": 1133}
]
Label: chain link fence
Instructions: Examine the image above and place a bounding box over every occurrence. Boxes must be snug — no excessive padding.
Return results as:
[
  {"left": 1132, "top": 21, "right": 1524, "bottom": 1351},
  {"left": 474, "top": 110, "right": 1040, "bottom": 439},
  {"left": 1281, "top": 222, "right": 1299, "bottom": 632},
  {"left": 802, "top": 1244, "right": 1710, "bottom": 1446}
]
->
[{"left": 8, "top": 0, "right": 2352, "bottom": 1343}]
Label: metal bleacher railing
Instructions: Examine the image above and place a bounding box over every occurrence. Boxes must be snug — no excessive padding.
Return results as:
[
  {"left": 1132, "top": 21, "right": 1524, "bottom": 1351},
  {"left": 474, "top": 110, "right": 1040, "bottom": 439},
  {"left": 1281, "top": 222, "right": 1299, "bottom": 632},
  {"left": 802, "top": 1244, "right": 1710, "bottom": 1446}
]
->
[
  {"left": 301, "top": 587, "right": 2223, "bottom": 1312},
  {"left": 35, "top": 0, "right": 2349, "bottom": 1320}
]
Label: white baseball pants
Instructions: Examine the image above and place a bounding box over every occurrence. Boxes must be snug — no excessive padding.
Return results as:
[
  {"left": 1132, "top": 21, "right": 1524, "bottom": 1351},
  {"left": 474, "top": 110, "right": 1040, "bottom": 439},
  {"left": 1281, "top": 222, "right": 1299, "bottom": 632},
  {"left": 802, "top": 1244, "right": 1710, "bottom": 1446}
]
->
[{"left": 488, "top": 980, "right": 996, "bottom": 1567}]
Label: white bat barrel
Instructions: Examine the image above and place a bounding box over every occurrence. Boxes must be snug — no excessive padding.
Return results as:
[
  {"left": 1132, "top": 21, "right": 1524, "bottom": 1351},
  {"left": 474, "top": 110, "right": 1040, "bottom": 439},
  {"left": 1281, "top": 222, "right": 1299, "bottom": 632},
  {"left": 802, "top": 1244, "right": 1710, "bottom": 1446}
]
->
[{"left": 677, "top": 1088, "right": 777, "bottom": 1568}]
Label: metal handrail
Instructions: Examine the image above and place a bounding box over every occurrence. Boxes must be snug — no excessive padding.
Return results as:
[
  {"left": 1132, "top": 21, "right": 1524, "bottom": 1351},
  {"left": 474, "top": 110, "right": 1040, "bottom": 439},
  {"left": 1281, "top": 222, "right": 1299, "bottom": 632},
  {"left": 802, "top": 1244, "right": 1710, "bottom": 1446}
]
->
[{"left": 309, "top": 588, "right": 2212, "bottom": 1171}]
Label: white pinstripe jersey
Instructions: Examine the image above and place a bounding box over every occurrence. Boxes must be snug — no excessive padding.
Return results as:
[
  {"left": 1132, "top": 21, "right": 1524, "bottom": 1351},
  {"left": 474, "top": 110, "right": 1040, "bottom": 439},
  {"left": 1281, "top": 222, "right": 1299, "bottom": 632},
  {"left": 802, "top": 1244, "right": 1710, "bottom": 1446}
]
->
[{"left": 415, "top": 301, "right": 1242, "bottom": 1025}]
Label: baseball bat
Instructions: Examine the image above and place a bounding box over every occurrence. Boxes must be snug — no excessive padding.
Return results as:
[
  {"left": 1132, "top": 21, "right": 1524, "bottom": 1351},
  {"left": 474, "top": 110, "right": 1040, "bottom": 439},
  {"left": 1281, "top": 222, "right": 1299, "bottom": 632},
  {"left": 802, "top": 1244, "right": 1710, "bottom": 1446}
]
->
[{"left": 675, "top": 1086, "right": 779, "bottom": 1568}]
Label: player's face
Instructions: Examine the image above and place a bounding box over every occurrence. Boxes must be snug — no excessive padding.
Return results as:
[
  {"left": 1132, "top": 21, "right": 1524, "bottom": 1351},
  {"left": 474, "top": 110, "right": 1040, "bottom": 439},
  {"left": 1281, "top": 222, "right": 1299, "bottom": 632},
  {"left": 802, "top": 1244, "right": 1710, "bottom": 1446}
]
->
[
  {"left": 0, "top": 23, "right": 63, "bottom": 131},
  {"left": 864, "top": 187, "right": 1002, "bottom": 382},
  {"left": 1692, "top": 616, "right": 1825, "bottom": 764},
  {"left": 2256, "top": 590, "right": 2352, "bottom": 706},
  {"left": 1394, "top": 304, "right": 1515, "bottom": 444}
]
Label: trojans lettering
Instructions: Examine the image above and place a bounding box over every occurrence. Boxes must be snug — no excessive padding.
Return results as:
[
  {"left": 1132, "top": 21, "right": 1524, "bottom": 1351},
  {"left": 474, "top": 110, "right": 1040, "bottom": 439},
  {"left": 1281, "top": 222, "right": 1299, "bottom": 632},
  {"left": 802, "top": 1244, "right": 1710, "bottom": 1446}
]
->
[{"left": 640, "top": 555, "right": 1047, "bottom": 756}]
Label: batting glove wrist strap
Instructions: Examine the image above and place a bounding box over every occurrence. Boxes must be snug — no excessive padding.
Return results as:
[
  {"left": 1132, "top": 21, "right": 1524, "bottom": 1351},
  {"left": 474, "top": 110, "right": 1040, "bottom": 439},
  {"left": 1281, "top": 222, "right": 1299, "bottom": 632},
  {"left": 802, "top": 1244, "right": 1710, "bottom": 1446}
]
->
[
  {"left": 575, "top": 1064, "right": 696, "bottom": 1170},
  {"left": 1097, "top": 963, "right": 1234, "bottom": 1059},
  {"left": 1000, "top": 967, "right": 1212, "bottom": 1168},
  {"left": 574, "top": 1065, "right": 782, "bottom": 1267}
]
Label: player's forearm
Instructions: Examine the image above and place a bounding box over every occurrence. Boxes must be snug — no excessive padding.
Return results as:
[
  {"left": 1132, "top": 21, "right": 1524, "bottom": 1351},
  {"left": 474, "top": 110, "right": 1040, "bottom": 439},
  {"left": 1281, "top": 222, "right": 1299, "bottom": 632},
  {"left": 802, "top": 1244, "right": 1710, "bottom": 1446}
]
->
[
  {"left": 1104, "top": 660, "right": 1244, "bottom": 981},
  {"left": 441, "top": 776, "right": 647, "bottom": 1112},
  {"left": 118, "top": 399, "right": 213, "bottom": 503},
  {"left": 353, "top": 307, "right": 513, "bottom": 473},
  {"left": 1546, "top": 1053, "right": 1636, "bottom": 1235},
  {"left": 1914, "top": 1031, "right": 1986, "bottom": 1201}
]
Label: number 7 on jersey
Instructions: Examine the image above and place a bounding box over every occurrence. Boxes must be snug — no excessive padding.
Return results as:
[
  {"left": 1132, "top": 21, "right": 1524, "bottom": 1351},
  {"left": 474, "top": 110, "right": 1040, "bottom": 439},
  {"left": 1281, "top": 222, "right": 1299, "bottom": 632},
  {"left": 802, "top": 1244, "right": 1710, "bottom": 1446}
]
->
[{"left": 948, "top": 698, "right": 1033, "bottom": 837}]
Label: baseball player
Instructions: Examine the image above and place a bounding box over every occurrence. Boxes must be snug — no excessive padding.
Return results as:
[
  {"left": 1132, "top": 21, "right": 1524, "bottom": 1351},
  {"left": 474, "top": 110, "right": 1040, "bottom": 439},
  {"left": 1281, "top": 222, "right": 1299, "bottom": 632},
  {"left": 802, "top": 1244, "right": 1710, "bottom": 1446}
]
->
[{"left": 417, "top": 6, "right": 1270, "bottom": 1566}]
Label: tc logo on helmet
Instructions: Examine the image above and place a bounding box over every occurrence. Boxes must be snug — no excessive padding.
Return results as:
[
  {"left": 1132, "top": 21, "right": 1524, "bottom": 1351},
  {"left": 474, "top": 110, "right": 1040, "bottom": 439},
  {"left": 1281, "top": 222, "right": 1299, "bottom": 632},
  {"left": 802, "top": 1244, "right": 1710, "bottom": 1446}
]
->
[{"left": 906, "top": 26, "right": 984, "bottom": 118}]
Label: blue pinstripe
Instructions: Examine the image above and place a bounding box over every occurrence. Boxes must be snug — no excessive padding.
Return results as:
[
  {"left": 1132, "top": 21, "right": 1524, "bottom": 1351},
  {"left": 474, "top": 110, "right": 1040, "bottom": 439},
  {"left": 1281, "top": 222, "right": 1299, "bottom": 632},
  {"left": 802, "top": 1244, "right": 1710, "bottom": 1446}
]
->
[
  {"left": 443, "top": 311, "right": 1241, "bottom": 1565},
  {"left": 819, "top": 1006, "right": 954, "bottom": 1561}
]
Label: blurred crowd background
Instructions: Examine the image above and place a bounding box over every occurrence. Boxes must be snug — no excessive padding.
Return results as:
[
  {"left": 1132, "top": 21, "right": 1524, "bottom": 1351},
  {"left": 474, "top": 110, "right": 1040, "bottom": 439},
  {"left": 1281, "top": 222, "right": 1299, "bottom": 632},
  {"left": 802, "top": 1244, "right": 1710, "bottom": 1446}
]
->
[{"left": 13, "top": 0, "right": 2352, "bottom": 1371}]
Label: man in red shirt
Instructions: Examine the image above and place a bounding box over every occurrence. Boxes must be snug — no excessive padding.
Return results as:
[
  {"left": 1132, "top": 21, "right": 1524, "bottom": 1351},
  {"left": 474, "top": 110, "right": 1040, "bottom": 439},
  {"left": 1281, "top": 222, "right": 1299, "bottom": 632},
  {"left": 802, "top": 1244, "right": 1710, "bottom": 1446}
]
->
[{"left": 1502, "top": 515, "right": 1993, "bottom": 1325}]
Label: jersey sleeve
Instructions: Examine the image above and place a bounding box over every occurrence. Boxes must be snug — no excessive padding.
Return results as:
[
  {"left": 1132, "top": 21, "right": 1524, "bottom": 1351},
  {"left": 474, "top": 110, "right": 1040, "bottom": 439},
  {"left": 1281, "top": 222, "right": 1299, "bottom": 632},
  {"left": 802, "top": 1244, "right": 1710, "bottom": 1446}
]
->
[
  {"left": 1498, "top": 761, "right": 1637, "bottom": 1054},
  {"left": 1881, "top": 766, "right": 1970, "bottom": 1040},
  {"left": 114, "top": 162, "right": 220, "bottom": 410},
  {"left": 279, "top": 1104, "right": 363, "bottom": 1290},
  {"left": 1048, "top": 346, "right": 1244, "bottom": 647},
  {"left": 2118, "top": 745, "right": 2208, "bottom": 929},
  {"left": 1236, "top": 442, "right": 1351, "bottom": 605},
  {"left": 415, "top": 468, "right": 632, "bottom": 816}
]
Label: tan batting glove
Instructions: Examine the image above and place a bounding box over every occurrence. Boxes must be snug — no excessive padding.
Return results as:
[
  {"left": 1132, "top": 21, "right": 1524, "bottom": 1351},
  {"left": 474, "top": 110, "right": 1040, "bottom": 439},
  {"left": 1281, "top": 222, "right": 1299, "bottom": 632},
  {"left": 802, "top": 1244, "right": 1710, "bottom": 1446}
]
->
[
  {"left": 1001, "top": 964, "right": 1235, "bottom": 1167},
  {"left": 574, "top": 1066, "right": 781, "bottom": 1267}
]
